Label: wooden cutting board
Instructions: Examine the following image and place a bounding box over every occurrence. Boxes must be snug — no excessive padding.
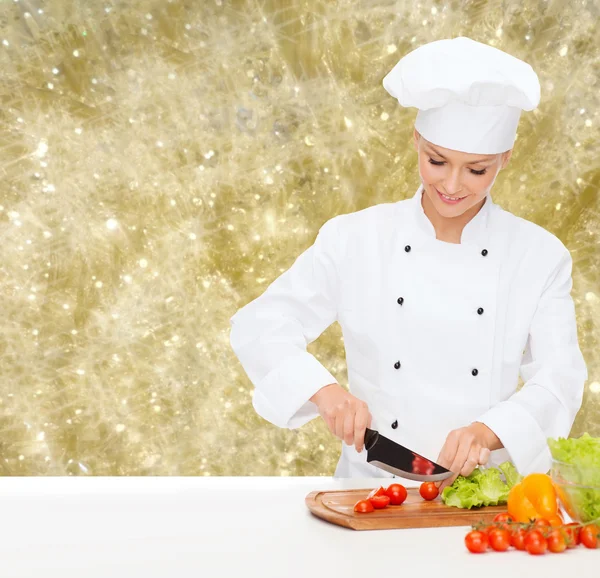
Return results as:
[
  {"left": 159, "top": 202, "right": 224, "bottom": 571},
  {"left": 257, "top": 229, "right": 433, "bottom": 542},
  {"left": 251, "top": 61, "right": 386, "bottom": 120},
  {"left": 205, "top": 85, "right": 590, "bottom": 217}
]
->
[{"left": 306, "top": 487, "right": 507, "bottom": 530}]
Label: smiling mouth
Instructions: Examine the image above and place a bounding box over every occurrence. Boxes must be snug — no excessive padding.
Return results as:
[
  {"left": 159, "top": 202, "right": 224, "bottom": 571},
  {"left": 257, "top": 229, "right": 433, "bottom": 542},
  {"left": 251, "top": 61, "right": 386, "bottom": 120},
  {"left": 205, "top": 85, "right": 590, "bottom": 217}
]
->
[{"left": 435, "top": 187, "right": 466, "bottom": 201}]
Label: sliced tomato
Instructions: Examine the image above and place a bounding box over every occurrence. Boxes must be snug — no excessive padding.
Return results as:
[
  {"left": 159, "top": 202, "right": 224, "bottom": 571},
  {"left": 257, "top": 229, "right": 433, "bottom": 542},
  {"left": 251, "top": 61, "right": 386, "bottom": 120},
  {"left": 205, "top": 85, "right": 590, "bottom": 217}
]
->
[
  {"left": 354, "top": 499, "right": 374, "bottom": 513},
  {"left": 367, "top": 486, "right": 387, "bottom": 500},
  {"left": 369, "top": 495, "right": 391, "bottom": 509}
]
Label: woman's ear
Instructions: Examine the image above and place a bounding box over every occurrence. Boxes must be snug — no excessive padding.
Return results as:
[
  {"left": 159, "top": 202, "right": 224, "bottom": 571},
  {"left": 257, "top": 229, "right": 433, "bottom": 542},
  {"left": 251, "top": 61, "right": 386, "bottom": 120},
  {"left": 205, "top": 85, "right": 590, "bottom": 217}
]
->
[
  {"left": 500, "top": 149, "right": 513, "bottom": 170},
  {"left": 413, "top": 128, "right": 421, "bottom": 151}
]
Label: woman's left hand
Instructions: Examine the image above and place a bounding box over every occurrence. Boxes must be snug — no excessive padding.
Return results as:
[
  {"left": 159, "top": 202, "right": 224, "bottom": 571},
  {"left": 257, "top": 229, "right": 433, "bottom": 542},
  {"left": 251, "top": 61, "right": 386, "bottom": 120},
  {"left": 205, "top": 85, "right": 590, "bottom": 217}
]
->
[{"left": 435, "top": 422, "right": 502, "bottom": 491}]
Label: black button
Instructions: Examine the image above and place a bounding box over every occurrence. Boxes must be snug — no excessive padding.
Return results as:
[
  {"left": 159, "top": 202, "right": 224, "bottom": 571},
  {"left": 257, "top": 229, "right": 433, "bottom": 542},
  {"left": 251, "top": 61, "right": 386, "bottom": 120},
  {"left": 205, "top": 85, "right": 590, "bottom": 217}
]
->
[
  {"left": 477, "top": 307, "right": 484, "bottom": 315},
  {"left": 394, "top": 361, "right": 401, "bottom": 370},
  {"left": 472, "top": 368, "right": 479, "bottom": 376},
  {"left": 397, "top": 297, "right": 404, "bottom": 306},
  {"left": 481, "top": 249, "right": 488, "bottom": 256},
  {"left": 391, "top": 420, "right": 398, "bottom": 429},
  {"left": 405, "top": 245, "right": 411, "bottom": 252}
]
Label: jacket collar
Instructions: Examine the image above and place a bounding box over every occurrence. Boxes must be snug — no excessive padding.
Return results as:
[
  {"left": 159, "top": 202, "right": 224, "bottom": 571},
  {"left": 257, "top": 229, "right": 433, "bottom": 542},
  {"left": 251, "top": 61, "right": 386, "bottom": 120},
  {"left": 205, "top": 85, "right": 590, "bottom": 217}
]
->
[{"left": 411, "top": 183, "right": 493, "bottom": 246}]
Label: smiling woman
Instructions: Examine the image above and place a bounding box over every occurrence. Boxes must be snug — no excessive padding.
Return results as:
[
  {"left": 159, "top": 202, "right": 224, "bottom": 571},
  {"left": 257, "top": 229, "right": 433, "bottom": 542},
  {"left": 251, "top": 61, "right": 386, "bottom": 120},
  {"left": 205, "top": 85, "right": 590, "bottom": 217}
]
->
[
  {"left": 415, "top": 131, "right": 513, "bottom": 243},
  {"left": 230, "top": 36, "right": 589, "bottom": 484}
]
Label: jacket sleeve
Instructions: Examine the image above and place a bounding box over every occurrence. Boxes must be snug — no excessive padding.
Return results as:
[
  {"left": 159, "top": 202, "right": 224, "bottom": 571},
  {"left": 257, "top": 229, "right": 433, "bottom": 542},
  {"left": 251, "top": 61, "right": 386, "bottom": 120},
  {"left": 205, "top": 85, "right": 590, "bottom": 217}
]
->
[
  {"left": 229, "top": 217, "right": 343, "bottom": 430},
  {"left": 476, "top": 246, "right": 588, "bottom": 475}
]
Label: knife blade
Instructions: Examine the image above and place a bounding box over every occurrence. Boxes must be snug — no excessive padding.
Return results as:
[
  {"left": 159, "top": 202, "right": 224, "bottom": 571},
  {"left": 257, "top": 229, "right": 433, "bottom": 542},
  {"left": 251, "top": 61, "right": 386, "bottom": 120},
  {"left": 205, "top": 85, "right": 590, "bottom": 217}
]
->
[{"left": 363, "top": 427, "right": 454, "bottom": 482}]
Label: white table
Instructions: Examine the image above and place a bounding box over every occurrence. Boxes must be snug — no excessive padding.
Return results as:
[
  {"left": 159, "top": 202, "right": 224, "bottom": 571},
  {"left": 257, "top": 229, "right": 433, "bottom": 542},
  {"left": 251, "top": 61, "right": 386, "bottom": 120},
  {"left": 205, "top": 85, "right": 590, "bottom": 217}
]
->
[{"left": 0, "top": 477, "right": 596, "bottom": 577}]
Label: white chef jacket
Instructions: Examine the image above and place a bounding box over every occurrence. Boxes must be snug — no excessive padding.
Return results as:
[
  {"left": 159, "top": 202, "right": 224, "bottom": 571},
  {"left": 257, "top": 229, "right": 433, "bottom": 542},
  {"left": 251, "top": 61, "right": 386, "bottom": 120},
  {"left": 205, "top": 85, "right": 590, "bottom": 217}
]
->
[{"left": 229, "top": 184, "right": 588, "bottom": 479}]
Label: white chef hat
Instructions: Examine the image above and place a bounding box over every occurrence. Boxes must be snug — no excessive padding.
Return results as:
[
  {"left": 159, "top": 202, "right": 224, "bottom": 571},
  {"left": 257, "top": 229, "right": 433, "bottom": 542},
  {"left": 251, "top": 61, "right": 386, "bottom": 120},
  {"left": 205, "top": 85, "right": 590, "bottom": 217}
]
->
[{"left": 382, "top": 37, "right": 541, "bottom": 154}]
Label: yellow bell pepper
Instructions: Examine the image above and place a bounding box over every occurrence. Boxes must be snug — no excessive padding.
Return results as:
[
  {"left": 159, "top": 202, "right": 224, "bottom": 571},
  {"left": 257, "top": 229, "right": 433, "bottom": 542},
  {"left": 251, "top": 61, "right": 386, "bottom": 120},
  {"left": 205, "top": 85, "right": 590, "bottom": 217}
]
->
[{"left": 507, "top": 473, "right": 562, "bottom": 524}]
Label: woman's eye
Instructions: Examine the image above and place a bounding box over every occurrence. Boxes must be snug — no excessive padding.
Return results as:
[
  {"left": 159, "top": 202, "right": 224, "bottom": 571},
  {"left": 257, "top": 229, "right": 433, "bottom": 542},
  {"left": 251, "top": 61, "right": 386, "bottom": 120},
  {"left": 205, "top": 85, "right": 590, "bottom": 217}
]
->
[
  {"left": 428, "top": 158, "right": 445, "bottom": 166},
  {"left": 428, "top": 158, "right": 487, "bottom": 176}
]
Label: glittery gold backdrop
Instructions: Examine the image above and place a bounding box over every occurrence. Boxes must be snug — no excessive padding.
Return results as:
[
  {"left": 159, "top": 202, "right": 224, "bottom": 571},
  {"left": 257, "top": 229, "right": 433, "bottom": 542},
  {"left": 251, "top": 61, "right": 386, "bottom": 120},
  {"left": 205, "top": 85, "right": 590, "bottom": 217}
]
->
[{"left": 0, "top": 0, "right": 597, "bottom": 476}]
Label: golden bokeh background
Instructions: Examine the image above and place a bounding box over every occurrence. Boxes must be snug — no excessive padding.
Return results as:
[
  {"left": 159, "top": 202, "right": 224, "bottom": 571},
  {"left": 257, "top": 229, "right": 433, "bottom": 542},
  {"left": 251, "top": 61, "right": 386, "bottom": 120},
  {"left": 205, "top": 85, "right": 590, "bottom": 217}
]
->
[{"left": 0, "top": 0, "right": 597, "bottom": 476}]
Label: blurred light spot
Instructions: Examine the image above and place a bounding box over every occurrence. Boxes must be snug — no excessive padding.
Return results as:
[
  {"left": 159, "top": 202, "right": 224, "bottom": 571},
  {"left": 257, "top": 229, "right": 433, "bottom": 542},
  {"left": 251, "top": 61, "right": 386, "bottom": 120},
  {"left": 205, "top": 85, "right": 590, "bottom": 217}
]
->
[{"left": 35, "top": 140, "right": 48, "bottom": 157}]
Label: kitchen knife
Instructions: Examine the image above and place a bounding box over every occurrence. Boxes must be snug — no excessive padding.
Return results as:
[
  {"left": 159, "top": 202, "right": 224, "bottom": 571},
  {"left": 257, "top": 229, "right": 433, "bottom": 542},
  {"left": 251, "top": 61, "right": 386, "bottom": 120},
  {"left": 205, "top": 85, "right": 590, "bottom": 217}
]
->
[{"left": 363, "top": 427, "right": 454, "bottom": 482}]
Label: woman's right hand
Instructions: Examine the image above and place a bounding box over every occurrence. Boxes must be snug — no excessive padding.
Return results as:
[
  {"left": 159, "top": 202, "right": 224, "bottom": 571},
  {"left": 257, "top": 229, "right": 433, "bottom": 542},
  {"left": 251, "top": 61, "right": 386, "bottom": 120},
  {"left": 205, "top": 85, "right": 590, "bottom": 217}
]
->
[{"left": 309, "top": 383, "right": 372, "bottom": 453}]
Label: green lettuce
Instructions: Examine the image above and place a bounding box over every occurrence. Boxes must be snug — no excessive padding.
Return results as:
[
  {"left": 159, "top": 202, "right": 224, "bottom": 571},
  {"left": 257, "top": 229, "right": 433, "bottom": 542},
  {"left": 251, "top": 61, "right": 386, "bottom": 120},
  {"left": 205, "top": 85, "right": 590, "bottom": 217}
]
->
[
  {"left": 547, "top": 433, "right": 600, "bottom": 523},
  {"left": 441, "top": 461, "right": 519, "bottom": 509},
  {"left": 498, "top": 460, "right": 523, "bottom": 489},
  {"left": 548, "top": 433, "right": 600, "bottom": 474}
]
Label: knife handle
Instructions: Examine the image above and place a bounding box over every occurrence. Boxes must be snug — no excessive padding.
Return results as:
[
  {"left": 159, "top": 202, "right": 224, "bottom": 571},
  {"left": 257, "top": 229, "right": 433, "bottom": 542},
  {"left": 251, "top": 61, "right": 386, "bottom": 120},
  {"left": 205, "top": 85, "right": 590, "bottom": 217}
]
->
[{"left": 364, "top": 427, "right": 379, "bottom": 451}]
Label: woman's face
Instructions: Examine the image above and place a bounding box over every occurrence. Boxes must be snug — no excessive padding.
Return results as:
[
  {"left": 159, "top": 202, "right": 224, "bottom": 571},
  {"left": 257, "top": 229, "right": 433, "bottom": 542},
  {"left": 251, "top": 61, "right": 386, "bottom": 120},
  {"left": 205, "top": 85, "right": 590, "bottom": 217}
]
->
[{"left": 414, "top": 129, "right": 512, "bottom": 218}]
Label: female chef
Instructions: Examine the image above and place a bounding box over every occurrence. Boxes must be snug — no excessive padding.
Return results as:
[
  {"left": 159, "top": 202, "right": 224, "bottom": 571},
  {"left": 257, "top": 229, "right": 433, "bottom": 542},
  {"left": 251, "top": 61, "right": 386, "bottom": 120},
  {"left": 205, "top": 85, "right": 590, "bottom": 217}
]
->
[{"left": 229, "top": 37, "right": 588, "bottom": 487}]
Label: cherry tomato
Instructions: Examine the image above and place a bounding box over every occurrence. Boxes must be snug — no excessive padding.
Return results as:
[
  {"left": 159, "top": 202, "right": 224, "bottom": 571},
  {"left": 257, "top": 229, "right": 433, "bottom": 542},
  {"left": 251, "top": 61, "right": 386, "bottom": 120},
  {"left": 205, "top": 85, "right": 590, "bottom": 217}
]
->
[
  {"left": 367, "top": 486, "right": 387, "bottom": 500},
  {"left": 493, "top": 513, "right": 514, "bottom": 531},
  {"left": 419, "top": 482, "right": 439, "bottom": 501},
  {"left": 385, "top": 483, "right": 407, "bottom": 505},
  {"left": 511, "top": 528, "right": 528, "bottom": 551},
  {"left": 493, "top": 512, "right": 514, "bottom": 524},
  {"left": 547, "top": 529, "right": 567, "bottom": 553},
  {"left": 580, "top": 524, "right": 599, "bottom": 549},
  {"left": 369, "top": 495, "right": 391, "bottom": 509},
  {"left": 564, "top": 522, "right": 581, "bottom": 547},
  {"left": 354, "top": 499, "right": 374, "bottom": 513},
  {"left": 488, "top": 528, "right": 511, "bottom": 552},
  {"left": 525, "top": 530, "right": 548, "bottom": 555},
  {"left": 533, "top": 518, "right": 550, "bottom": 530},
  {"left": 465, "top": 530, "right": 489, "bottom": 554}
]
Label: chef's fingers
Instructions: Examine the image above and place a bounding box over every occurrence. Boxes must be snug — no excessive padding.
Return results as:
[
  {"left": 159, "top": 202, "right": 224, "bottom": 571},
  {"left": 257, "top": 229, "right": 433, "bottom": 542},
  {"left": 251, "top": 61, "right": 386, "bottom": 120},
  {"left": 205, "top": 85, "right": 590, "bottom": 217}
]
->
[
  {"left": 459, "top": 447, "right": 481, "bottom": 477},
  {"left": 438, "top": 473, "right": 458, "bottom": 491},
  {"left": 437, "top": 430, "right": 460, "bottom": 471},
  {"left": 479, "top": 447, "right": 491, "bottom": 466},
  {"left": 353, "top": 402, "right": 370, "bottom": 453},
  {"left": 333, "top": 402, "right": 346, "bottom": 440},
  {"left": 323, "top": 414, "right": 335, "bottom": 435},
  {"left": 342, "top": 399, "right": 356, "bottom": 446},
  {"left": 448, "top": 437, "right": 472, "bottom": 479}
]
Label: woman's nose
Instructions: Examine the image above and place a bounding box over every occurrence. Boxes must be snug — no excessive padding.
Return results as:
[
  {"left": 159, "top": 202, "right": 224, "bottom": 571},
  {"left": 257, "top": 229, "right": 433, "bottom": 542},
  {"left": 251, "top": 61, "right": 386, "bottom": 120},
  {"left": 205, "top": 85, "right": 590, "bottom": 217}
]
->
[{"left": 444, "top": 170, "right": 463, "bottom": 195}]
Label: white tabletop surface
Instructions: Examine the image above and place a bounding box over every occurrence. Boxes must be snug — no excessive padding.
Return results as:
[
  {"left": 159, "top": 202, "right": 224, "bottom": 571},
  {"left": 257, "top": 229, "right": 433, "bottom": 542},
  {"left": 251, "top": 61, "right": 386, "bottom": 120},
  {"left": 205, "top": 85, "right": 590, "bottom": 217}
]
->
[{"left": 0, "top": 476, "right": 596, "bottom": 577}]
